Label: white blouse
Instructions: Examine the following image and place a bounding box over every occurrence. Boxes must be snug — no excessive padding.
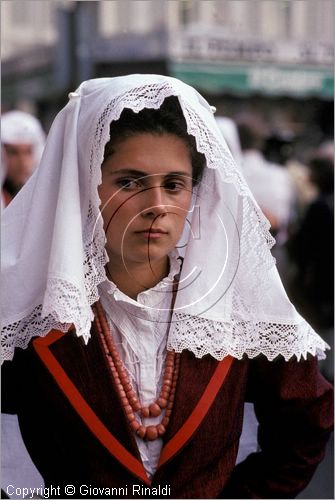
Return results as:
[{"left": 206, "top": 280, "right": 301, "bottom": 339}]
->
[{"left": 98, "top": 251, "right": 181, "bottom": 478}]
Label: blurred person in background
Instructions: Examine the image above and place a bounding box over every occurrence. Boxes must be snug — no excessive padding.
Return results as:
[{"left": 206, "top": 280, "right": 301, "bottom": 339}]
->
[
  {"left": 288, "top": 149, "right": 334, "bottom": 380},
  {"left": 285, "top": 141, "right": 333, "bottom": 221},
  {"left": 318, "top": 139, "right": 334, "bottom": 162},
  {"left": 235, "top": 112, "right": 296, "bottom": 282},
  {"left": 1, "top": 110, "right": 46, "bottom": 207},
  {"left": 235, "top": 112, "right": 295, "bottom": 242},
  {"left": 286, "top": 157, "right": 318, "bottom": 217}
]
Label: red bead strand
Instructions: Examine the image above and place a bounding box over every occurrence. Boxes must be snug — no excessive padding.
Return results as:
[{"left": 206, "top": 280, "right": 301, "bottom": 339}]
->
[{"left": 93, "top": 301, "right": 180, "bottom": 441}]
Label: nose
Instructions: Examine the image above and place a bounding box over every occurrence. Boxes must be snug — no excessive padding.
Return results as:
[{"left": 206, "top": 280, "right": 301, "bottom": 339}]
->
[{"left": 141, "top": 186, "right": 168, "bottom": 219}]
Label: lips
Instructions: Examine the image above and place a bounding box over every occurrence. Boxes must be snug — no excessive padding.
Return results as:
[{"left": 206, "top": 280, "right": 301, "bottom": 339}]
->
[
  {"left": 136, "top": 228, "right": 168, "bottom": 234},
  {"left": 135, "top": 228, "right": 168, "bottom": 239}
]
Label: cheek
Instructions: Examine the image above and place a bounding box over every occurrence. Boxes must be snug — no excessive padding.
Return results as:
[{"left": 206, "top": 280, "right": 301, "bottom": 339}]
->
[
  {"left": 5, "top": 156, "right": 17, "bottom": 172},
  {"left": 24, "top": 154, "right": 34, "bottom": 169},
  {"left": 168, "top": 198, "right": 192, "bottom": 239},
  {"left": 99, "top": 188, "right": 135, "bottom": 232},
  {"left": 174, "top": 192, "right": 192, "bottom": 219}
]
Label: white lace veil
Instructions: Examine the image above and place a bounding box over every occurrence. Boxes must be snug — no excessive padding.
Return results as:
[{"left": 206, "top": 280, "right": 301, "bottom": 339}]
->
[{"left": 1, "top": 75, "right": 328, "bottom": 363}]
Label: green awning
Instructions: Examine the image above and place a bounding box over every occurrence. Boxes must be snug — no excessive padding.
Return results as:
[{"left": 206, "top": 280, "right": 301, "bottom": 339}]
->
[{"left": 169, "top": 61, "right": 333, "bottom": 99}]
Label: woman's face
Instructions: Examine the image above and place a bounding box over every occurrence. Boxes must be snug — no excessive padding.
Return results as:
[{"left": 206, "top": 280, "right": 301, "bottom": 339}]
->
[
  {"left": 3, "top": 143, "right": 35, "bottom": 188},
  {"left": 98, "top": 133, "right": 193, "bottom": 269}
]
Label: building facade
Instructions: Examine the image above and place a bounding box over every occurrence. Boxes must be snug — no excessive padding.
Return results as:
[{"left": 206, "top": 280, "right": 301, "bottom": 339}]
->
[{"left": 1, "top": 0, "right": 333, "bottom": 138}]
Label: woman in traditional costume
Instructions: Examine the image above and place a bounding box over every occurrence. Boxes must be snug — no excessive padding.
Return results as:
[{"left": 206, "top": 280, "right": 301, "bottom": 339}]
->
[{"left": 1, "top": 75, "right": 333, "bottom": 499}]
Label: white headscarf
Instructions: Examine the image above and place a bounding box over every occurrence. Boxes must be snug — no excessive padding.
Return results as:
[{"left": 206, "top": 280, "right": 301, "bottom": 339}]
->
[
  {"left": 1, "top": 110, "right": 46, "bottom": 172},
  {"left": 0, "top": 75, "right": 328, "bottom": 363}
]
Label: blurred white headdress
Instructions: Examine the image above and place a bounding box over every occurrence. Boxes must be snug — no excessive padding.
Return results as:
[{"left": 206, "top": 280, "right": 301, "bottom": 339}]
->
[
  {"left": 1, "top": 75, "right": 328, "bottom": 363},
  {"left": 1, "top": 110, "right": 46, "bottom": 170}
]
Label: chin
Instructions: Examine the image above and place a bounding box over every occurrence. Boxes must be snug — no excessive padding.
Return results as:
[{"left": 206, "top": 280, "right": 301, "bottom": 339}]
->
[{"left": 127, "top": 248, "right": 170, "bottom": 265}]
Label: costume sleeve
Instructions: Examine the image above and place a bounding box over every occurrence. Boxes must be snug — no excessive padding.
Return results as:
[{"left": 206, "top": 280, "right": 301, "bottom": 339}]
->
[{"left": 220, "top": 355, "right": 333, "bottom": 499}]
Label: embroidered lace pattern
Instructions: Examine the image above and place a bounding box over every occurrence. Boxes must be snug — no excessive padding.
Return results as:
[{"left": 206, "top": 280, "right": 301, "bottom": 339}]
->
[{"left": 168, "top": 314, "right": 328, "bottom": 361}]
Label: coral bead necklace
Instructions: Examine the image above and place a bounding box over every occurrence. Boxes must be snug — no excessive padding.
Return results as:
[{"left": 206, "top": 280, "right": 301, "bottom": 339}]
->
[{"left": 93, "top": 300, "right": 180, "bottom": 441}]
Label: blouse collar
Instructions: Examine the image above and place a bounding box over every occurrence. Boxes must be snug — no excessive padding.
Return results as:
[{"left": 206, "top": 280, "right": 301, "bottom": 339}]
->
[{"left": 101, "top": 249, "right": 182, "bottom": 308}]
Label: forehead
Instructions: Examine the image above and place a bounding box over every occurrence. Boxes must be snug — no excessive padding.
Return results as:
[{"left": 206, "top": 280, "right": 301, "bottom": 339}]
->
[{"left": 102, "top": 133, "right": 193, "bottom": 175}]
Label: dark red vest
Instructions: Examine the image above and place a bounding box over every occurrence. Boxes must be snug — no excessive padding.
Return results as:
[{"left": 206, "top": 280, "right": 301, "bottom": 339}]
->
[{"left": 3, "top": 323, "right": 332, "bottom": 499}]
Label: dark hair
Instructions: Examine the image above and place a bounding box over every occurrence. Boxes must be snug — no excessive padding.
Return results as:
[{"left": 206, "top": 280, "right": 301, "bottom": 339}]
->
[{"left": 103, "top": 96, "right": 205, "bottom": 185}]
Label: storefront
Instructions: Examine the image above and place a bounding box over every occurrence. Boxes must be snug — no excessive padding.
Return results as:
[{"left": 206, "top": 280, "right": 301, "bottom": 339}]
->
[{"left": 169, "top": 61, "right": 333, "bottom": 99}]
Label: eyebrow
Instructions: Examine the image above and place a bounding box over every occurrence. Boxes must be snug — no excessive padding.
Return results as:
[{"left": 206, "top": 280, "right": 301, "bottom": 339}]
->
[{"left": 109, "top": 168, "right": 191, "bottom": 178}]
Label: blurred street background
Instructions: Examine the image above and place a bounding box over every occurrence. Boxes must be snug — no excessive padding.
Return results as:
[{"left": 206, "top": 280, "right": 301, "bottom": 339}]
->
[
  {"left": 1, "top": 0, "right": 333, "bottom": 135},
  {"left": 1, "top": 1, "right": 333, "bottom": 498}
]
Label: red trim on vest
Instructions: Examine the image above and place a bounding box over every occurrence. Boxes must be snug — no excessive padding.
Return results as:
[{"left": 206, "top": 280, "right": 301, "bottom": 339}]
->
[
  {"left": 158, "top": 355, "right": 234, "bottom": 467},
  {"left": 33, "top": 331, "right": 233, "bottom": 479},
  {"left": 33, "top": 331, "right": 150, "bottom": 485}
]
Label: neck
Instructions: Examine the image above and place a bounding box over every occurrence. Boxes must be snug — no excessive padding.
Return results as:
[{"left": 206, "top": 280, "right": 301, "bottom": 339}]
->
[{"left": 107, "top": 256, "right": 170, "bottom": 300}]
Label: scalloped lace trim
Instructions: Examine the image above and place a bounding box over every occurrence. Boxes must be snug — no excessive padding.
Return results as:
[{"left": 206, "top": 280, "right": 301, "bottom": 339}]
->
[
  {"left": 1, "top": 304, "right": 71, "bottom": 361},
  {"left": 168, "top": 313, "right": 329, "bottom": 361}
]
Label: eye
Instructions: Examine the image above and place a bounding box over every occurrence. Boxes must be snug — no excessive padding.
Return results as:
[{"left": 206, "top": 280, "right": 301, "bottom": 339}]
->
[
  {"left": 117, "top": 178, "right": 141, "bottom": 190},
  {"left": 164, "top": 179, "right": 187, "bottom": 192}
]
